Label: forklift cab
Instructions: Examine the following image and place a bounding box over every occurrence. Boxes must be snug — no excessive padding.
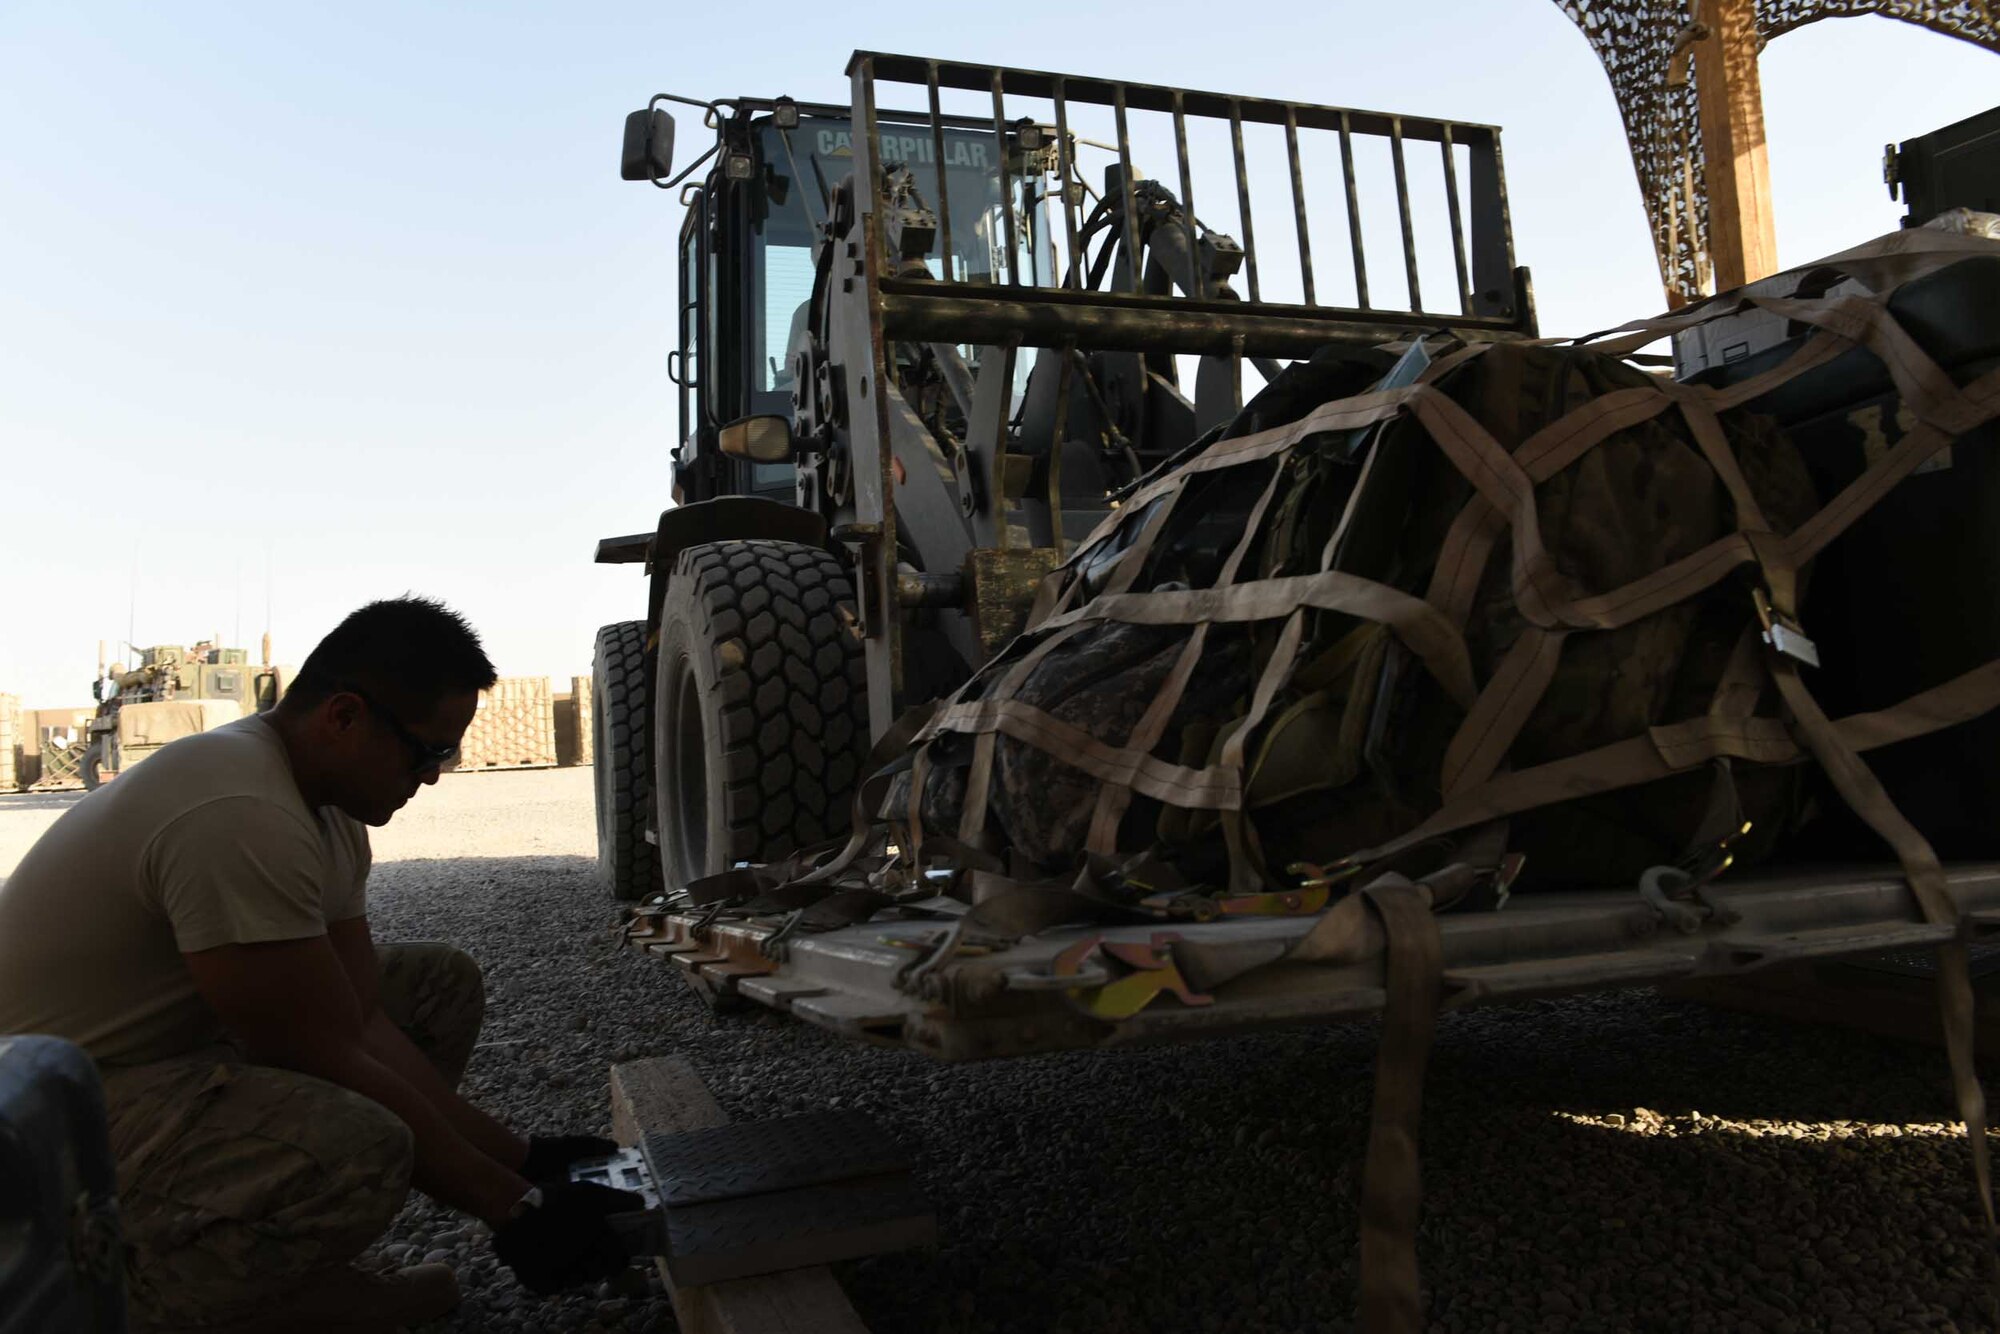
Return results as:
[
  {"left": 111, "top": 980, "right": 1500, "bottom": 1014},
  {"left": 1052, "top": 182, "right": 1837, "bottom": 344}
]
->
[{"left": 669, "top": 100, "right": 1057, "bottom": 507}]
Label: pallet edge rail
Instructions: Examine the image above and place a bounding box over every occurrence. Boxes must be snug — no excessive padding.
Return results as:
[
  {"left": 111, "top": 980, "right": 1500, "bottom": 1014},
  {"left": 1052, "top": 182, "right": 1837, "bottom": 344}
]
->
[{"left": 629, "top": 864, "right": 2000, "bottom": 1060}]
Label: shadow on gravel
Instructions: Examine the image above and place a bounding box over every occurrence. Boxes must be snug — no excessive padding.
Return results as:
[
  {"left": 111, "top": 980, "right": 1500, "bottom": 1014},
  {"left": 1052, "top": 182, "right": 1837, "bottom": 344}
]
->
[{"left": 356, "top": 853, "right": 1993, "bottom": 1334}]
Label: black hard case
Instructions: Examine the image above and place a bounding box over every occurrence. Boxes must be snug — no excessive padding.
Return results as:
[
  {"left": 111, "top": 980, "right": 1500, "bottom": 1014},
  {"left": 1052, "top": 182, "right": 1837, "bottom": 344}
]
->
[{"left": 0, "top": 1034, "right": 126, "bottom": 1334}]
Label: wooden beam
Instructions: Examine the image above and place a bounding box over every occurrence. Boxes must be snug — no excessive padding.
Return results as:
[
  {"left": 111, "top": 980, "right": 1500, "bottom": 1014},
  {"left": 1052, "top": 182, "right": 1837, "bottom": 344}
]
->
[
  {"left": 1693, "top": 0, "right": 1779, "bottom": 291},
  {"left": 608, "top": 1057, "right": 875, "bottom": 1334}
]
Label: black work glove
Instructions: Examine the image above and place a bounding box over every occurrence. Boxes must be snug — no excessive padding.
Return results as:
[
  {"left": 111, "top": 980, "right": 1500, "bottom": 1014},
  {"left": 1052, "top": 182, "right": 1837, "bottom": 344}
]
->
[
  {"left": 520, "top": 1133, "right": 620, "bottom": 1184},
  {"left": 493, "top": 1180, "right": 645, "bottom": 1295}
]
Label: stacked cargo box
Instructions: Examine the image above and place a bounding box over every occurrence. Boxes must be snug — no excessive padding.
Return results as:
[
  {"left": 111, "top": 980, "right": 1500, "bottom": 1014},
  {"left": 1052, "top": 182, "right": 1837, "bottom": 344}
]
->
[
  {"left": 28, "top": 710, "right": 95, "bottom": 790},
  {"left": 0, "top": 695, "right": 17, "bottom": 794},
  {"left": 554, "top": 676, "right": 594, "bottom": 767},
  {"left": 450, "top": 676, "right": 558, "bottom": 771}
]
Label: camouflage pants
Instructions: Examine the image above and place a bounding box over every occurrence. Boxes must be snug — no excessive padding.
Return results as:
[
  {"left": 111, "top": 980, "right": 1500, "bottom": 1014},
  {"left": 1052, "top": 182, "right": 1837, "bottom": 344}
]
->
[{"left": 101, "top": 942, "right": 485, "bottom": 1330}]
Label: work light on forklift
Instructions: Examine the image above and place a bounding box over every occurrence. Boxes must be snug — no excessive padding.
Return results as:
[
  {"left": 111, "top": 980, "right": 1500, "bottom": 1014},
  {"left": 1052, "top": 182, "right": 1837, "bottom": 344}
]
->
[
  {"left": 773, "top": 97, "right": 800, "bottom": 130},
  {"left": 718, "top": 415, "right": 795, "bottom": 463},
  {"left": 724, "top": 151, "right": 756, "bottom": 181}
]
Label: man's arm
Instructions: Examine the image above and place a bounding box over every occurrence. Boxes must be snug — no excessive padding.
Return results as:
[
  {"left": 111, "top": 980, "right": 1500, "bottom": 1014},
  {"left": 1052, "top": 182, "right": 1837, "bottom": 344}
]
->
[
  {"left": 326, "top": 917, "right": 529, "bottom": 1171},
  {"left": 325, "top": 915, "right": 384, "bottom": 1017},
  {"left": 365, "top": 1008, "right": 529, "bottom": 1170},
  {"left": 181, "top": 934, "right": 532, "bottom": 1227}
]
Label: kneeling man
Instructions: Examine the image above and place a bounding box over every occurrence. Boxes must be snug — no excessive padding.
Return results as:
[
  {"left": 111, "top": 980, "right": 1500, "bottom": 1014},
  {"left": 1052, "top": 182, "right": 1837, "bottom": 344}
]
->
[{"left": 0, "top": 598, "right": 638, "bottom": 1331}]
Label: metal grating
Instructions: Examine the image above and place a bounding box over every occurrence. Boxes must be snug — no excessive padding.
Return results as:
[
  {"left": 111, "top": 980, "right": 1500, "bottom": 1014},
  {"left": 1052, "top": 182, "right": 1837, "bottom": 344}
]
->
[
  {"left": 847, "top": 52, "right": 1532, "bottom": 338},
  {"left": 640, "top": 1111, "right": 909, "bottom": 1207}
]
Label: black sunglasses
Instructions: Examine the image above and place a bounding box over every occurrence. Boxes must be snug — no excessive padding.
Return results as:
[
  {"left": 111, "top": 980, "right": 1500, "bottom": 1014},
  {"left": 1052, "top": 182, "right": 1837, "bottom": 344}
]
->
[{"left": 342, "top": 685, "right": 459, "bottom": 773}]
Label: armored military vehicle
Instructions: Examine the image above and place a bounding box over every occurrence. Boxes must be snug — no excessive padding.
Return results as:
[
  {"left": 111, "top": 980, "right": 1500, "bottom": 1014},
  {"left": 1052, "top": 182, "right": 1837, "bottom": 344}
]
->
[{"left": 80, "top": 642, "right": 286, "bottom": 789}]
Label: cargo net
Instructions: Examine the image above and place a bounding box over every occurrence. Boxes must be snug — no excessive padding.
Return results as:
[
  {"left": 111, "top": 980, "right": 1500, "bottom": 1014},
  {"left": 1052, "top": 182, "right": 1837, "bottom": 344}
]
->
[
  {"left": 679, "top": 227, "right": 2000, "bottom": 942},
  {"left": 1554, "top": 0, "right": 1999, "bottom": 303}
]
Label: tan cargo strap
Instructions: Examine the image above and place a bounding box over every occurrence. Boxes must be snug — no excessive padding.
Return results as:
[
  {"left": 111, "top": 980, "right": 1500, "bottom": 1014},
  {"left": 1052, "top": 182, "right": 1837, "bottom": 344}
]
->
[
  {"left": 1039, "top": 572, "right": 1478, "bottom": 706},
  {"left": 901, "top": 747, "right": 933, "bottom": 866},
  {"left": 1064, "top": 384, "right": 1427, "bottom": 559},
  {"left": 783, "top": 701, "right": 940, "bottom": 888},
  {"left": 1346, "top": 653, "right": 2000, "bottom": 868},
  {"left": 955, "top": 623, "right": 1092, "bottom": 847},
  {"left": 1564, "top": 229, "right": 2000, "bottom": 357},
  {"left": 1219, "top": 611, "right": 1308, "bottom": 890},
  {"left": 1423, "top": 305, "right": 1997, "bottom": 810},
  {"left": 898, "top": 859, "right": 1160, "bottom": 996},
  {"left": 1763, "top": 656, "right": 1998, "bottom": 1270},
  {"left": 1354, "top": 876, "right": 1443, "bottom": 1334},
  {"left": 926, "top": 695, "right": 1241, "bottom": 810},
  {"left": 1088, "top": 454, "right": 1294, "bottom": 853}
]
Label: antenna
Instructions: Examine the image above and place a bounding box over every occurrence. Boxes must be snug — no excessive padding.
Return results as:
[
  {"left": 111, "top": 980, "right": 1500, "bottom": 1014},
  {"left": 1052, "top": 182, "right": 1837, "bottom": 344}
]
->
[{"left": 127, "top": 561, "right": 137, "bottom": 669}]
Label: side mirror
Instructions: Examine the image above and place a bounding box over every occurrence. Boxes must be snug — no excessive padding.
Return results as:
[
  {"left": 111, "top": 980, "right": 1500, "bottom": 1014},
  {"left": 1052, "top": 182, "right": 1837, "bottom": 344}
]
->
[
  {"left": 718, "top": 415, "right": 795, "bottom": 463},
  {"left": 621, "top": 108, "right": 675, "bottom": 182}
]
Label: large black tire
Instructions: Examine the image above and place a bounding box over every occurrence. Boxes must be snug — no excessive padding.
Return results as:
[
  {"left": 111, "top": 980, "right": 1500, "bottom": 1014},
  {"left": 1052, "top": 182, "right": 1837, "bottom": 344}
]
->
[
  {"left": 79, "top": 737, "right": 110, "bottom": 791},
  {"left": 592, "top": 620, "right": 664, "bottom": 902},
  {"left": 655, "top": 540, "right": 870, "bottom": 888}
]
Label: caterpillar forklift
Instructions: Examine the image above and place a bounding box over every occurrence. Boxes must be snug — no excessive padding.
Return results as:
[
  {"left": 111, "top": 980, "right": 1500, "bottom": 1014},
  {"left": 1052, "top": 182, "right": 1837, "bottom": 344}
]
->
[{"left": 588, "top": 52, "right": 1537, "bottom": 901}]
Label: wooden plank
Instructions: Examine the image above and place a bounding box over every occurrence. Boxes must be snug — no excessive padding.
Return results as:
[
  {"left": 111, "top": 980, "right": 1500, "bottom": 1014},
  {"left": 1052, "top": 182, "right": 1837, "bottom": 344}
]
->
[
  {"left": 610, "top": 1056, "right": 726, "bottom": 1140},
  {"left": 608, "top": 1056, "right": 874, "bottom": 1334},
  {"left": 1693, "top": 0, "right": 1779, "bottom": 291}
]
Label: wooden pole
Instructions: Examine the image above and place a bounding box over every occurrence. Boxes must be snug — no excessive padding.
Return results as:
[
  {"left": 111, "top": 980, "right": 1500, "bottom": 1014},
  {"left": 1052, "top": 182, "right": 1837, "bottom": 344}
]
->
[{"left": 1693, "top": 0, "right": 1779, "bottom": 291}]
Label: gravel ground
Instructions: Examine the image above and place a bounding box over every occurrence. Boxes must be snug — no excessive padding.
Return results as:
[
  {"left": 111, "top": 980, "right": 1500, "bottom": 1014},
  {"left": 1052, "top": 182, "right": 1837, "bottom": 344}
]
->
[{"left": 5, "top": 769, "right": 1995, "bottom": 1332}]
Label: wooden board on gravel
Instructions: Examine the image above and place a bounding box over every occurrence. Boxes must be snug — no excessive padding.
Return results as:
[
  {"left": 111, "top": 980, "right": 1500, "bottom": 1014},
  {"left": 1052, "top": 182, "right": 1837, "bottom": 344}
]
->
[{"left": 609, "top": 1056, "right": 873, "bottom": 1334}]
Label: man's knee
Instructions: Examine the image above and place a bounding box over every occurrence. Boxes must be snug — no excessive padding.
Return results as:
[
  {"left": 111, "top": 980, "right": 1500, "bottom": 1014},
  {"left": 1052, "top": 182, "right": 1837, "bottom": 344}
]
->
[
  {"left": 284, "top": 1082, "right": 415, "bottom": 1248},
  {"left": 376, "top": 941, "right": 484, "bottom": 1088},
  {"left": 117, "top": 1067, "right": 414, "bottom": 1325}
]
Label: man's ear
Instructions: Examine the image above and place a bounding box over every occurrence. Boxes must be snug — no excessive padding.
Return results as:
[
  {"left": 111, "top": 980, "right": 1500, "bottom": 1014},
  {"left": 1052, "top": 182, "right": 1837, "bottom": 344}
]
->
[{"left": 323, "top": 691, "right": 365, "bottom": 737}]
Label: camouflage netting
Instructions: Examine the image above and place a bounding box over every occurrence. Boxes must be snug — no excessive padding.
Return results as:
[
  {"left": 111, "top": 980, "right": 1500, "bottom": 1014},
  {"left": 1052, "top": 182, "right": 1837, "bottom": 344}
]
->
[{"left": 1555, "top": 0, "right": 2000, "bottom": 304}]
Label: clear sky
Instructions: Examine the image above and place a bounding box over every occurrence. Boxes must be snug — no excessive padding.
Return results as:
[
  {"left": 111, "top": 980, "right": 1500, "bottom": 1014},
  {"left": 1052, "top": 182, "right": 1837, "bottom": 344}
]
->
[{"left": 1, "top": 2, "right": 1992, "bottom": 708}]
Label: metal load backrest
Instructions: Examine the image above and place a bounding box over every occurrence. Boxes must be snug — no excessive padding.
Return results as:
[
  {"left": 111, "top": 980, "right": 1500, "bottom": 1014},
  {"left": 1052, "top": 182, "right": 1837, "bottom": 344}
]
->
[{"left": 845, "top": 52, "right": 1538, "bottom": 367}]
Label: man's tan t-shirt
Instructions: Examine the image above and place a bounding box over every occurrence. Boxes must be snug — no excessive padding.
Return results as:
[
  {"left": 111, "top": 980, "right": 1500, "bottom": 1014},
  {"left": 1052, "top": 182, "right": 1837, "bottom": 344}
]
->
[{"left": 0, "top": 714, "right": 370, "bottom": 1067}]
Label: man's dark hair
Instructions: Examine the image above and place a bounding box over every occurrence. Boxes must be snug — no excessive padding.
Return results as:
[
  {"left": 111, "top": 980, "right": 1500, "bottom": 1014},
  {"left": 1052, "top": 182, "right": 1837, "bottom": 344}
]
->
[{"left": 282, "top": 596, "right": 497, "bottom": 717}]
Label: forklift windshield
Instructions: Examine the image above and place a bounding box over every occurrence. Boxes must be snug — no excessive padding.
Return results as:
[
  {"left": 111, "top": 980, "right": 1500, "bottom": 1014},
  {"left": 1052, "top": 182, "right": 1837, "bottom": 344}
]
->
[{"left": 752, "top": 115, "right": 1057, "bottom": 401}]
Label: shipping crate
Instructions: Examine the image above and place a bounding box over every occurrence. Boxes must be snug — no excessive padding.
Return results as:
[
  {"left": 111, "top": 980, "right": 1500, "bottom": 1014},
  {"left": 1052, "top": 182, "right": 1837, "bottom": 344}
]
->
[
  {"left": 0, "top": 695, "right": 17, "bottom": 793},
  {"left": 37, "top": 740, "right": 84, "bottom": 790},
  {"left": 554, "top": 675, "right": 593, "bottom": 767},
  {"left": 451, "top": 676, "right": 557, "bottom": 771},
  {"left": 27, "top": 710, "right": 95, "bottom": 790}
]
